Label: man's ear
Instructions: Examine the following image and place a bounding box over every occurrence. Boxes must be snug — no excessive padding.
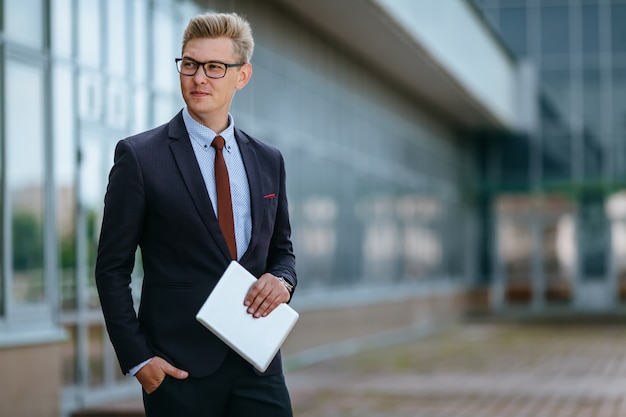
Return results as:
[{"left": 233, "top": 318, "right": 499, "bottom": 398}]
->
[{"left": 235, "top": 63, "right": 253, "bottom": 90}]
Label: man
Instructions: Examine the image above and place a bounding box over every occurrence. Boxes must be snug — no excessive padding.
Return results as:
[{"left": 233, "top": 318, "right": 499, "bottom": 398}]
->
[{"left": 95, "top": 12, "right": 297, "bottom": 417}]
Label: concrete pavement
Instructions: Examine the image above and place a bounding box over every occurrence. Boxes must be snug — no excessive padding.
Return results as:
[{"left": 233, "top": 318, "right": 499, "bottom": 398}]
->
[{"left": 285, "top": 322, "right": 626, "bottom": 417}]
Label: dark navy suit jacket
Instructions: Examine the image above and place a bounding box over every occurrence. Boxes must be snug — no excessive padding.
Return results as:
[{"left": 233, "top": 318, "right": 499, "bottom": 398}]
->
[{"left": 95, "top": 111, "right": 296, "bottom": 377}]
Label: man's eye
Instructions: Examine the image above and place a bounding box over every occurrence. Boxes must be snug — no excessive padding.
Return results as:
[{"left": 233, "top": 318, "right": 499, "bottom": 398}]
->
[{"left": 183, "top": 61, "right": 197, "bottom": 69}]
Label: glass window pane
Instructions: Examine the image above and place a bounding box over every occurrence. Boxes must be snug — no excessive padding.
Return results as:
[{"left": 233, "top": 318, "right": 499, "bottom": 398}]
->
[
  {"left": 541, "top": 6, "right": 570, "bottom": 56},
  {"left": 499, "top": 7, "right": 527, "bottom": 57},
  {"left": 152, "top": 6, "right": 175, "bottom": 91},
  {"left": 106, "top": 81, "right": 129, "bottom": 129},
  {"left": 542, "top": 197, "right": 574, "bottom": 305},
  {"left": 78, "top": 0, "right": 101, "bottom": 67},
  {"left": 608, "top": 192, "right": 626, "bottom": 301},
  {"left": 133, "top": 0, "right": 148, "bottom": 82},
  {"left": 497, "top": 197, "right": 534, "bottom": 305},
  {"left": 611, "top": 4, "right": 626, "bottom": 55},
  {"left": 582, "top": 4, "right": 599, "bottom": 55},
  {"left": 154, "top": 94, "right": 177, "bottom": 126},
  {"left": 614, "top": 68, "right": 626, "bottom": 140},
  {"left": 53, "top": 64, "right": 77, "bottom": 311},
  {"left": 542, "top": 68, "right": 571, "bottom": 121},
  {"left": 5, "top": 61, "right": 45, "bottom": 305},
  {"left": 614, "top": 68, "right": 626, "bottom": 177},
  {"left": 133, "top": 87, "right": 149, "bottom": 133},
  {"left": 78, "top": 71, "right": 103, "bottom": 122},
  {"left": 52, "top": 0, "right": 72, "bottom": 58},
  {"left": 4, "top": 0, "right": 43, "bottom": 49},
  {"left": 579, "top": 191, "right": 609, "bottom": 279},
  {"left": 78, "top": 132, "right": 107, "bottom": 310},
  {"left": 583, "top": 68, "right": 601, "bottom": 139},
  {"left": 107, "top": 0, "right": 127, "bottom": 76}
]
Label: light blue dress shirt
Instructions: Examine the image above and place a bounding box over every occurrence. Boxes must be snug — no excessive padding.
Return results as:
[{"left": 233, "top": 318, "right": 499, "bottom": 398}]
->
[{"left": 182, "top": 107, "right": 252, "bottom": 260}]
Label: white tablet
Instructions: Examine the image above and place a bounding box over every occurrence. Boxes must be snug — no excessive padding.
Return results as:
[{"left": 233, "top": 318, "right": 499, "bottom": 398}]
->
[{"left": 196, "top": 261, "right": 299, "bottom": 372}]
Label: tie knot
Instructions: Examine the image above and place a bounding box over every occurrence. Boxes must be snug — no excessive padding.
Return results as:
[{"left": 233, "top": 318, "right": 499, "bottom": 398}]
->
[{"left": 211, "top": 135, "right": 225, "bottom": 150}]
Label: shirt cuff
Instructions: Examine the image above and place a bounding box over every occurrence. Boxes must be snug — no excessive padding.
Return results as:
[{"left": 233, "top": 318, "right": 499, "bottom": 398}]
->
[{"left": 129, "top": 357, "right": 153, "bottom": 376}]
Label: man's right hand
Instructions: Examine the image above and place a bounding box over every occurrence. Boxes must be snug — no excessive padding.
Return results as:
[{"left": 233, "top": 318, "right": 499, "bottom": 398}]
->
[{"left": 135, "top": 356, "right": 189, "bottom": 394}]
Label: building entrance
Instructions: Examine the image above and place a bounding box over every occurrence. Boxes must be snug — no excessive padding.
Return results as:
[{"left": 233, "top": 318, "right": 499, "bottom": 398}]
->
[
  {"left": 493, "top": 195, "right": 575, "bottom": 310},
  {"left": 491, "top": 192, "right": 626, "bottom": 312}
]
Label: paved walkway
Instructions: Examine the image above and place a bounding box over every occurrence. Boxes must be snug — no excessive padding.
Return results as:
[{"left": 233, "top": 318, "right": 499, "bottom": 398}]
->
[{"left": 285, "top": 322, "right": 626, "bottom": 417}]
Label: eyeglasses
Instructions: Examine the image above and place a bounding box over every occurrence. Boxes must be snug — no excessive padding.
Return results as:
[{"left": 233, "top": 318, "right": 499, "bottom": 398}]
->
[{"left": 175, "top": 58, "right": 244, "bottom": 79}]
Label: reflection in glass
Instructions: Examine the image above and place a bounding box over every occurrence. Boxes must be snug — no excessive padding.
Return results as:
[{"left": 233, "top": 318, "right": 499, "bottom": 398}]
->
[
  {"left": 79, "top": 72, "right": 103, "bottom": 122},
  {"left": 78, "top": 0, "right": 101, "bottom": 67},
  {"left": 6, "top": 61, "right": 45, "bottom": 304},
  {"left": 613, "top": 69, "right": 626, "bottom": 143},
  {"left": 107, "top": 0, "right": 127, "bottom": 76},
  {"left": 4, "top": 0, "right": 43, "bottom": 49},
  {"left": 299, "top": 196, "right": 337, "bottom": 284},
  {"left": 544, "top": 201, "right": 575, "bottom": 304},
  {"left": 542, "top": 69, "right": 571, "bottom": 122},
  {"left": 500, "top": 218, "right": 533, "bottom": 304},
  {"left": 582, "top": 4, "right": 599, "bottom": 55},
  {"left": 79, "top": 134, "right": 107, "bottom": 309},
  {"left": 133, "top": 88, "right": 150, "bottom": 134},
  {"left": 53, "top": 65, "right": 77, "bottom": 310},
  {"left": 615, "top": 68, "right": 626, "bottom": 177},
  {"left": 152, "top": 6, "right": 176, "bottom": 91},
  {"left": 497, "top": 195, "right": 577, "bottom": 305},
  {"left": 106, "top": 81, "right": 129, "bottom": 129},
  {"left": 398, "top": 195, "right": 442, "bottom": 279},
  {"left": 583, "top": 69, "right": 602, "bottom": 140},
  {"left": 497, "top": 196, "right": 533, "bottom": 304},
  {"left": 360, "top": 195, "right": 401, "bottom": 282},
  {"left": 132, "top": 0, "right": 148, "bottom": 82},
  {"left": 499, "top": 7, "right": 527, "bottom": 57},
  {"left": 611, "top": 4, "right": 626, "bottom": 54},
  {"left": 607, "top": 191, "right": 626, "bottom": 301},
  {"left": 579, "top": 190, "right": 609, "bottom": 280},
  {"left": 52, "top": 0, "right": 73, "bottom": 58},
  {"left": 541, "top": 6, "right": 570, "bottom": 55}
]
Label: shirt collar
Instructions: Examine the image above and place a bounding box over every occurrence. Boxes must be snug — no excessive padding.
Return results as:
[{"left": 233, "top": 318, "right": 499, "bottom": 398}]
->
[{"left": 182, "top": 107, "right": 236, "bottom": 151}]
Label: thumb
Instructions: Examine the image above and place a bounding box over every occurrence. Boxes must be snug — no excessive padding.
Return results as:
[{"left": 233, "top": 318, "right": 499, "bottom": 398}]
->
[{"left": 161, "top": 361, "right": 189, "bottom": 380}]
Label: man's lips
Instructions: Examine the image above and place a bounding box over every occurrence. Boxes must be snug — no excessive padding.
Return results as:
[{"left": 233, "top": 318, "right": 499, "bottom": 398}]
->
[{"left": 191, "top": 91, "right": 210, "bottom": 97}]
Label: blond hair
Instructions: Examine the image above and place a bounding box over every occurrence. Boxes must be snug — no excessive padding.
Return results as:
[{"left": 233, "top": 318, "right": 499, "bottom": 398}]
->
[{"left": 182, "top": 12, "right": 254, "bottom": 63}]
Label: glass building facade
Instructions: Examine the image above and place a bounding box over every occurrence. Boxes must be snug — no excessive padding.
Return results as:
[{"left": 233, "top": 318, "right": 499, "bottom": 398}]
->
[
  {"left": 1, "top": 0, "right": 482, "bottom": 414},
  {"left": 474, "top": 0, "right": 626, "bottom": 310}
]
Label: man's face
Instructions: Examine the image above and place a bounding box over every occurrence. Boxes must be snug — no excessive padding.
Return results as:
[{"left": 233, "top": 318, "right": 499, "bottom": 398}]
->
[{"left": 180, "top": 37, "right": 251, "bottom": 126}]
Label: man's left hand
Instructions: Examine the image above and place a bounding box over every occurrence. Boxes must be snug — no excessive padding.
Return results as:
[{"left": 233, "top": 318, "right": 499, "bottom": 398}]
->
[{"left": 244, "top": 273, "right": 290, "bottom": 318}]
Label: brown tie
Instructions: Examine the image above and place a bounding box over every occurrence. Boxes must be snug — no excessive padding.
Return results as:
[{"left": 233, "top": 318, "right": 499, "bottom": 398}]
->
[{"left": 211, "top": 135, "right": 237, "bottom": 260}]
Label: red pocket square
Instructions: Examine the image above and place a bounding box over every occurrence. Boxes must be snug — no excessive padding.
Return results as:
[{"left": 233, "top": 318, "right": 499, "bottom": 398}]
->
[{"left": 264, "top": 193, "right": 276, "bottom": 199}]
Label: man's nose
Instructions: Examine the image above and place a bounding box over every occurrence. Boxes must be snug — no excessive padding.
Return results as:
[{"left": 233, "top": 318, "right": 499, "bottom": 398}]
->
[{"left": 193, "top": 67, "right": 208, "bottom": 83}]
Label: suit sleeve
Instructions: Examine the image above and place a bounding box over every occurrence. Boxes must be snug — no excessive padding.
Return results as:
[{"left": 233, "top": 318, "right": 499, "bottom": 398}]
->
[
  {"left": 95, "top": 140, "right": 153, "bottom": 373},
  {"left": 267, "top": 153, "right": 297, "bottom": 295}
]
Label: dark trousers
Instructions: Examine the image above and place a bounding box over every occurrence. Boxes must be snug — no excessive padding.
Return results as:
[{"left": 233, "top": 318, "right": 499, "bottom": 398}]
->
[{"left": 143, "top": 350, "right": 293, "bottom": 417}]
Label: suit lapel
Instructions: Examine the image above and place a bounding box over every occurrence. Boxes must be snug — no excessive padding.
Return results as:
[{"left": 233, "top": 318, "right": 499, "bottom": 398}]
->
[
  {"left": 167, "top": 112, "right": 232, "bottom": 260},
  {"left": 235, "top": 128, "right": 263, "bottom": 261}
]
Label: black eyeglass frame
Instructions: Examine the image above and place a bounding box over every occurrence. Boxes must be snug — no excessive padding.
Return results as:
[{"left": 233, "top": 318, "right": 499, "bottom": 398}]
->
[{"left": 175, "top": 58, "right": 245, "bottom": 79}]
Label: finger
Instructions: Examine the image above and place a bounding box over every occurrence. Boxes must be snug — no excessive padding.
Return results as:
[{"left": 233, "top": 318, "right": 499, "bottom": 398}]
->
[
  {"left": 159, "top": 358, "right": 189, "bottom": 380},
  {"left": 244, "top": 279, "right": 263, "bottom": 307},
  {"left": 251, "top": 281, "right": 290, "bottom": 318},
  {"left": 247, "top": 282, "right": 272, "bottom": 316},
  {"left": 255, "top": 292, "right": 280, "bottom": 318}
]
